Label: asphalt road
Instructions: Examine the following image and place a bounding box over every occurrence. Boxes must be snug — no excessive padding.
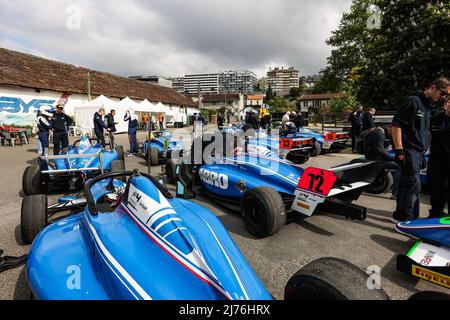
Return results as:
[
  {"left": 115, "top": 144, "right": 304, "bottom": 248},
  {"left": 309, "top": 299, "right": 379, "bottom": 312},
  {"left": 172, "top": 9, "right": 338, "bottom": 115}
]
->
[{"left": 0, "top": 127, "right": 448, "bottom": 300}]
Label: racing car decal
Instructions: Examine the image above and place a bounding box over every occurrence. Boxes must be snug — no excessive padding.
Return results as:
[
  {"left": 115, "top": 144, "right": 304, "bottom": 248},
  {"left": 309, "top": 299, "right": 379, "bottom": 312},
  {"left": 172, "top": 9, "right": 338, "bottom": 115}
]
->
[
  {"left": 199, "top": 168, "right": 229, "bottom": 190},
  {"left": 291, "top": 168, "right": 337, "bottom": 216},
  {"left": 122, "top": 183, "right": 234, "bottom": 299}
]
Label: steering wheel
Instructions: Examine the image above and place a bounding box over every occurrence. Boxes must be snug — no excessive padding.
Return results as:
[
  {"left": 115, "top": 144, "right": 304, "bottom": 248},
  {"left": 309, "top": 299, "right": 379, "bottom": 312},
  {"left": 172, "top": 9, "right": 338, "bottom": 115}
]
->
[{"left": 84, "top": 170, "right": 173, "bottom": 216}]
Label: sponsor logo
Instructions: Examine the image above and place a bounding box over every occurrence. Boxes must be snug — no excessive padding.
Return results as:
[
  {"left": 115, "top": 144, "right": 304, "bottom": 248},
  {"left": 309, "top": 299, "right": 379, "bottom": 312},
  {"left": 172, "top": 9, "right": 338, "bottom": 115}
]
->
[
  {"left": 420, "top": 250, "right": 436, "bottom": 266},
  {"left": 199, "top": 168, "right": 229, "bottom": 190},
  {"left": 296, "top": 202, "right": 310, "bottom": 210},
  {"left": 412, "top": 266, "right": 450, "bottom": 289},
  {"left": 0, "top": 96, "right": 56, "bottom": 113}
]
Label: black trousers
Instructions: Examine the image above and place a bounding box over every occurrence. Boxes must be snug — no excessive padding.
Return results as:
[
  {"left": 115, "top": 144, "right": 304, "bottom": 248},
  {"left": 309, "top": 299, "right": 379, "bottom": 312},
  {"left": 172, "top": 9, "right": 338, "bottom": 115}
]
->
[
  {"left": 394, "top": 149, "right": 422, "bottom": 220},
  {"left": 428, "top": 153, "right": 450, "bottom": 214},
  {"left": 95, "top": 130, "right": 106, "bottom": 148},
  {"left": 351, "top": 126, "right": 361, "bottom": 152},
  {"left": 53, "top": 132, "right": 69, "bottom": 155}
]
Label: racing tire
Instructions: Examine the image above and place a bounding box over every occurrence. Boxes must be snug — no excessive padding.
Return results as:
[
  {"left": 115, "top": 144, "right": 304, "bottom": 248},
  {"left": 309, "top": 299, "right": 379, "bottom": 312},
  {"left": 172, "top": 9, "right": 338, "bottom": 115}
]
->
[
  {"left": 241, "top": 187, "right": 286, "bottom": 238},
  {"left": 365, "top": 169, "right": 393, "bottom": 195},
  {"left": 22, "top": 165, "right": 45, "bottom": 196},
  {"left": 111, "top": 160, "right": 126, "bottom": 182},
  {"left": 116, "top": 145, "right": 125, "bottom": 161},
  {"left": 147, "top": 147, "right": 159, "bottom": 166},
  {"left": 21, "top": 195, "right": 47, "bottom": 245},
  {"left": 310, "top": 141, "right": 321, "bottom": 157},
  {"left": 284, "top": 257, "right": 389, "bottom": 300},
  {"left": 165, "top": 158, "right": 177, "bottom": 185}
]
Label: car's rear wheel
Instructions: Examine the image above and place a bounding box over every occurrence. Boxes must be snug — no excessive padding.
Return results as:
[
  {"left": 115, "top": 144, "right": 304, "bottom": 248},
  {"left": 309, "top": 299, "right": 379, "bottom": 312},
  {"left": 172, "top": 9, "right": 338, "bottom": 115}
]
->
[
  {"left": 284, "top": 257, "right": 389, "bottom": 300},
  {"left": 310, "top": 141, "right": 321, "bottom": 157},
  {"left": 241, "top": 187, "right": 286, "bottom": 238},
  {"left": 147, "top": 147, "right": 159, "bottom": 166},
  {"left": 111, "top": 160, "right": 126, "bottom": 182},
  {"left": 22, "top": 165, "right": 45, "bottom": 196},
  {"left": 116, "top": 145, "right": 125, "bottom": 161},
  {"left": 21, "top": 195, "right": 48, "bottom": 245},
  {"left": 365, "top": 169, "right": 393, "bottom": 194}
]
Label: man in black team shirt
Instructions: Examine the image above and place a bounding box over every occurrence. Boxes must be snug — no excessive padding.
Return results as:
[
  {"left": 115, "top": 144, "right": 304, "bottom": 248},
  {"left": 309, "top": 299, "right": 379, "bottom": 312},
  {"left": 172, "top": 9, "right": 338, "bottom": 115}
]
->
[
  {"left": 391, "top": 78, "right": 449, "bottom": 223},
  {"left": 427, "top": 95, "right": 450, "bottom": 218},
  {"left": 52, "top": 104, "right": 73, "bottom": 155}
]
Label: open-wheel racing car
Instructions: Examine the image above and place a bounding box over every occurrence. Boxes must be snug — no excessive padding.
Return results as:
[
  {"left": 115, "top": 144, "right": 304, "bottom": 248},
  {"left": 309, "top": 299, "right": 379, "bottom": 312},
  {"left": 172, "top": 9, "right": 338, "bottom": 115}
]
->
[
  {"left": 168, "top": 132, "right": 385, "bottom": 238},
  {"left": 291, "top": 128, "right": 350, "bottom": 156},
  {"left": 21, "top": 169, "right": 400, "bottom": 300},
  {"left": 221, "top": 126, "right": 315, "bottom": 164},
  {"left": 395, "top": 217, "right": 450, "bottom": 290},
  {"left": 22, "top": 136, "right": 125, "bottom": 196},
  {"left": 139, "top": 130, "right": 184, "bottom": 166}
]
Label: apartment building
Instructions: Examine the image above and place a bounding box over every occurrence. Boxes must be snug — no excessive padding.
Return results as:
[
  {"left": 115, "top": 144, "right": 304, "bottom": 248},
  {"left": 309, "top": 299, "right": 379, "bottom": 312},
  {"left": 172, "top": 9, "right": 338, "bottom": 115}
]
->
[{"left": 267, "top": 67, "right": 300, "bottom": 96}]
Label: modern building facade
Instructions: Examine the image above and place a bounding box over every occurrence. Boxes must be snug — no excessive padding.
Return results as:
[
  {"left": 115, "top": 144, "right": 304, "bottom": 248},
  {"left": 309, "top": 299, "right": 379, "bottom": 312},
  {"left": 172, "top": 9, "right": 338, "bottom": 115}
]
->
[
  {"left": 171, "top": 70, "right": 257, "bottom": 95},
  {"left": 169, "top": 77, "right": 185, "bottom": 93},
  {"left": 184, "top": 73, "right": 219, "bottom": 95},
  {"left": 129, "top": 75, "right": 173, "bottom": 88},
  {"left": 267, "top": 67, "right": 300, "bottom": 96},
  {"left": 218, "top": 70, "right": 257, "bottom": 94}
]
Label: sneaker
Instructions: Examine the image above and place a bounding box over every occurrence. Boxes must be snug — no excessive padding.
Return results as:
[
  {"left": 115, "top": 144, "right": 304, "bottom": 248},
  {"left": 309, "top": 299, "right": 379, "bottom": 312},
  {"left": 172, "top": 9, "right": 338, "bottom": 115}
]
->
[
  {"left": 426, "top": 210, "right": 448, "bottom": 219},
  {"left": 390, "top": 213, "right": 413, "bottom": 224},
  {"left": 127, "top": 153, "right": 134, "bottom": 157}
]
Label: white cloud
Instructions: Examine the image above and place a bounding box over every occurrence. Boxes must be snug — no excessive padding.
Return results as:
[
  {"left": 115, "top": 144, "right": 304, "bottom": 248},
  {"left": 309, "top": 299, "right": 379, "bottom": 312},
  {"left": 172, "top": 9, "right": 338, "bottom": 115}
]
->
[{"left": 0, "top": 0, "right": 352, "bottom": 78}]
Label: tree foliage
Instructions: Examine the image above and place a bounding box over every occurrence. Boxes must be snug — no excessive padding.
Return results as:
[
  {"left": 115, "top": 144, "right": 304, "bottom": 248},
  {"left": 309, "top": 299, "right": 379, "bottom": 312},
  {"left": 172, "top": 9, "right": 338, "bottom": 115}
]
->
[{"left": 315, "top": 0, "right": 450, "bottom": 110}]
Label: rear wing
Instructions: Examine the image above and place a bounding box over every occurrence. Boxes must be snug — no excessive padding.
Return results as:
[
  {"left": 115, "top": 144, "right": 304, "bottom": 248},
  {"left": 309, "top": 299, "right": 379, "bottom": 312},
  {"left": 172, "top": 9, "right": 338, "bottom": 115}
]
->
[
  {"left": 291, "top": 161, "right": 382, "bottom": 217},
  {"left": 39, "top": 153, "right": 104, "bottom": 174}
]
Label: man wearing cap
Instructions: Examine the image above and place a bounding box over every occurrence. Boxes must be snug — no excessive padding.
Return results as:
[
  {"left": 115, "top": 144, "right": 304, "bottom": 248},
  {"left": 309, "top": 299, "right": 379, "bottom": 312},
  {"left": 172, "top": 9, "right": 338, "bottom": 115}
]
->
[
  {"left": 93, "top": 107, "right": 107, "bottom": 148},
  {"left": 391, "top": 78, "right": 449, "bottom": 223},
  {"left": 52, "top": 104, "right": 73, "bottom": 155}
]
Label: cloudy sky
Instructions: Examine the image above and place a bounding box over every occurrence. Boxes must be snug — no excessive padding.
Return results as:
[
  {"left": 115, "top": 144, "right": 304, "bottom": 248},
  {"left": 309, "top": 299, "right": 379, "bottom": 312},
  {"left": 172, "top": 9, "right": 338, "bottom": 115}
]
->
[{"left": 0, "top": 0, "right": 352, "bottom": 78}]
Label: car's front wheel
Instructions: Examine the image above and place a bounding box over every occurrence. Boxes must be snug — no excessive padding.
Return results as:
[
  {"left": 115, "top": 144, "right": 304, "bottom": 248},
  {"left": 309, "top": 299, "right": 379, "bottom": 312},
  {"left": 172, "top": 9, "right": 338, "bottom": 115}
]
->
[
  {"left": 147, "top": 147, "right": 159, "bottom": 166},
  {"left": 22, "top": 165, "right": 45, "bottom": 196},
  {"left": 241, "top": 187, "right": 286, "bottom": 238},
  {"left": 21, "top": 195, "right": 48, "bottom": 245}
]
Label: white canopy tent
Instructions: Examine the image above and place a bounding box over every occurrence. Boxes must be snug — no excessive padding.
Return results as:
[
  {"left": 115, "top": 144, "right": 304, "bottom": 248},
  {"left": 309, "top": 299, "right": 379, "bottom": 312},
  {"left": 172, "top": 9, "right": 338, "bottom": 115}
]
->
[
  {"left": 116, "top": 97, "right": 140, "bottom": 111},
  {"left": 136, "top": 99, "right": 167, "bottom": 114},
  {"left": 74, "top": 95, "right": 130, "bottom": 134}
]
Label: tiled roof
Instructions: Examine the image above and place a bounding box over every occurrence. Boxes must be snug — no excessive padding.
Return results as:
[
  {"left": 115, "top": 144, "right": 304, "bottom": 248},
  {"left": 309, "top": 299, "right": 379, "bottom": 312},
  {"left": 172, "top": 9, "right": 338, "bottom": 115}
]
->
[
  {"left": 298, "top": 93, "right": 345, "bottom": 101},
  {"left": 0, "top": 47, "right": 195, "bottom": 106},
  {"left": 202, "top": 94, "right": 241, "bottom": 102},
  {"left": 246, "top": 95, "right": 264, "bottom": 100}
]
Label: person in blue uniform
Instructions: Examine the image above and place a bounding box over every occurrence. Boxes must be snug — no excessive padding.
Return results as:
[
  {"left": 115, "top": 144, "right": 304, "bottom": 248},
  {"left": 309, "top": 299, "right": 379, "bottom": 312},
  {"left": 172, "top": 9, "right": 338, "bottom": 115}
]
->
[
  {"left": 37, "top": 110, "right": 53, "bottom": 156},
  {"left": 391, "top": 78, "right": 449, "bottom": 223},
  {"left": 427, "top": 95, "right": 450, "bottom": 218},
  {"left": 124, "top": 109, "right": 139, "bottom": 156},
  {"left": 52, "top": 104, "right": 73, "bottom": 155},
  {"left": 93, "top": 107, "right": 107, "bottom": 148}
]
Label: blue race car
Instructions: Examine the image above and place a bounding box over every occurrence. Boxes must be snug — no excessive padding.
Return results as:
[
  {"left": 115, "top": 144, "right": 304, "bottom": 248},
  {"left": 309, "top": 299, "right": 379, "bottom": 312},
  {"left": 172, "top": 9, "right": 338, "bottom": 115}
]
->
[
  {"left": 291, "top": 128, "right": 350, "bottom": 156},
  {"left": 396, "top": 217, "right": 450, "bottom": 289},
  {"left": 23, "top": 170, "right": 284, "bottom": 300},
  {"left": 22, "top": 135, "right": 125, "bottom": 196},
  {"left": 222, "top": 126, "right": 316, "bottom": 164},
  {"left": 171, "top": 133, "right": 384, "bottom": 238},
  {"left": 140, "top": 130, "right": 184, "bottom": 166},
  {"left": 248, "top": 134, "right": 316, "bottom": 164}
]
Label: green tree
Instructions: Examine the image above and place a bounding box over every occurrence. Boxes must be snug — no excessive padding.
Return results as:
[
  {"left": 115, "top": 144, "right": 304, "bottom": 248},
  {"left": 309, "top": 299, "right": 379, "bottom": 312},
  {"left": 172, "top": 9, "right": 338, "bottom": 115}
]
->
[
  {"left": 317, "top": 0, "right": 450, "bottom": 110},
  {"left": 268, "top": 96, "right": 293, "bottom": 112},
  {"left": 264, "top": 85, "right": 276, "bottom": 103}
]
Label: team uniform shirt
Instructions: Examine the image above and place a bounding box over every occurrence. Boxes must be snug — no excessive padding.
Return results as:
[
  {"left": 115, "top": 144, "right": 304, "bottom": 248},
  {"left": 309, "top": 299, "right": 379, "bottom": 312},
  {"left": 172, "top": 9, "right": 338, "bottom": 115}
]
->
[
  {"left": 430, "top": 109, "right": 450, "bottom": 155},
  {"left": 52, "top": 113, "right": 73, "bottom": 133},
  {"left": 392, "top": 91, "right": 432, "bottom": 153}
]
